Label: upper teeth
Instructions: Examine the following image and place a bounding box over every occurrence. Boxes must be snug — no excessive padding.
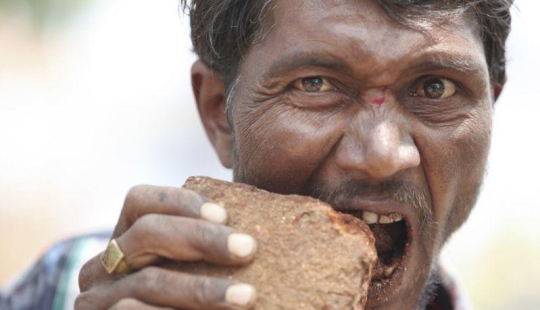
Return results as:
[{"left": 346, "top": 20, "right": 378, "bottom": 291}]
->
[{"left": 362, "top": 211, "right": 403, "bottom": 224}]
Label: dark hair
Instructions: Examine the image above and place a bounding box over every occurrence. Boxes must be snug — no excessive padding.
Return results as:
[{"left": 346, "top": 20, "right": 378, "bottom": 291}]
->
[{"left": 181, "top": 0, "right": 513, "bottom": 93}]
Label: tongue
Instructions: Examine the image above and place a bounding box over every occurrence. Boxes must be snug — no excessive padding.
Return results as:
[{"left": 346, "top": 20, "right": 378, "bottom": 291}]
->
[
  {"left": 369, "top": 224, "right": 397, "bottom": 262},
  {"left": 369, "top": 222, "right": 406, "bottom": 280},
  {"left": 370, "top": 224, "right": 394, "bottom": 279}
]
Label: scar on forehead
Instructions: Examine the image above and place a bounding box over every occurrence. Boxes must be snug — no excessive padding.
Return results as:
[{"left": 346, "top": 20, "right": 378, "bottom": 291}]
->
[{"left": 370, "top": 87, "right": 388, "bottom": 106}]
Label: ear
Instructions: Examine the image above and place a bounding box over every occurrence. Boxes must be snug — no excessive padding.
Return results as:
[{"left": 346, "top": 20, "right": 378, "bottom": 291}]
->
[
  {"left": 493, "top": 74, "right": 507, "bottom": 102},
  {"left": 191, "top": 60, "right": 233, "bottom": 168}
]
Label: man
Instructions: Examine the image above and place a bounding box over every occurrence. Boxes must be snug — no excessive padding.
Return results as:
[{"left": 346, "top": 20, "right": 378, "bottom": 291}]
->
[{"left": 1, "top": 0, "right": 513, "bottom": 309}]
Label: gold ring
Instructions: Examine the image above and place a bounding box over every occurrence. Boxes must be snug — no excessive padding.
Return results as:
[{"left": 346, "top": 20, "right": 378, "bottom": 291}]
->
[{"left": 100, "top": 239, "right": 133, "bottom": 275}]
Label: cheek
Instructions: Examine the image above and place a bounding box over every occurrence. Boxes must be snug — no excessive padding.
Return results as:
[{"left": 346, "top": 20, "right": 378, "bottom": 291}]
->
[
  {"left": 447, "top": 114, "right": 492, "bottom": 230},
  {"left": 423, "top": 109, "right": 492, "bottom": 239},
  {"left": 232, "top": 102, "right": 342, "bottom": 194}
]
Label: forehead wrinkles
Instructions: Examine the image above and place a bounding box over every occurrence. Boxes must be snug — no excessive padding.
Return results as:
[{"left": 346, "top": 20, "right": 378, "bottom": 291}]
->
[
  {"left": 257, "top": 0, "right": 483, "bottom": 54},
  {"left": 256, "top": 0, "right": 428, "bottom": 77},
  {"left": 261, "top": 4, "right": 482, "bottom": 82}
]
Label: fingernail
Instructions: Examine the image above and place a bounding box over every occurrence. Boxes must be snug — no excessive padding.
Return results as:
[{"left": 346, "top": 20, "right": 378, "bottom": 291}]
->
[
  {"left": 200, "top": 202, "right": 228, "bottom": 224},
  {"left": 225, "top": 283, "right": 256, "bottom": 307},
  {"left": 228, "top": 233, "right": 255, "bottom": 258}
]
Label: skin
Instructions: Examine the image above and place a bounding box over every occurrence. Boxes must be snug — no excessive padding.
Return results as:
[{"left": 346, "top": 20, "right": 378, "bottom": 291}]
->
[{"left": 76, "top": 0, "right": 503, "bottom": 309}]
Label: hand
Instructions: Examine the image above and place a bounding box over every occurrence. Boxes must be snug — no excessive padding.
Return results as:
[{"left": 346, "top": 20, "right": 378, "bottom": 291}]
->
[{"left": 75, "top": 185, "right": 257, "bottom": 310}]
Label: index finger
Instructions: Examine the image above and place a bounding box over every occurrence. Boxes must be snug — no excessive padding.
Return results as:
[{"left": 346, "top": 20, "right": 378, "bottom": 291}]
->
[{"left": 113, "top": 185, "right": 228, "bottom": 238}]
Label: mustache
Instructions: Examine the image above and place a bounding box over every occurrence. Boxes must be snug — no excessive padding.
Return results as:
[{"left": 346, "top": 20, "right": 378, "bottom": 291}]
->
[{"left": 304, "top": 179, "right": 435, "bottom": 236}]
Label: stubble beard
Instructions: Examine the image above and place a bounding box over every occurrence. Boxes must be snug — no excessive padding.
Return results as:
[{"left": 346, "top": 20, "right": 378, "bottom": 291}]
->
[
  {"left": 231, "top": 141, "right": 447, "bottom": 308},
  {"left": 305, "top": 178, "right": 443, "bottom": 309}
]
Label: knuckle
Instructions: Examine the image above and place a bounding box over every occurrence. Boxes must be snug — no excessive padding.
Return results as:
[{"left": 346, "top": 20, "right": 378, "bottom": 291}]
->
[
  {"left": 131, "top": 213, "right": 160, "bottom": 240},
  {"left": 110, "top": 298, "right": 140, "bottom": 310},
  {"left": 78, "top": 261, "right": 92, "bottom": 292},
  {"left": 74, "top": 293, "right": 92, "bottom": 310},
  {"left": 78, "top": 257, "right": 100, "bottom": 292},
  {"left": 120, "top": 185, "right": 153, "bottom": 228},
  {"left": 125, "top": 268, "right": 226, "bottom": 308},
  {"left": 191, "top": 276, "right": 217, "bottom": 306},
  {"left": 176, "top": 187, "right": 205, "bottom": 208},
  {"left": 124, "top": 185, "right": 150, "bottom": 208},
  {"left": 192, "top": 221, "right": 220, "bottom": 248},
  {"left": 132, "top": 266, "right": 168, "bottom": 297}
]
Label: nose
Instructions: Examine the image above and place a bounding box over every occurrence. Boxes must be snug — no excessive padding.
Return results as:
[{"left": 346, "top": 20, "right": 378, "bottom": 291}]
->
[{"left": 335, "top": 120, "right": 420, "bottom": 181}]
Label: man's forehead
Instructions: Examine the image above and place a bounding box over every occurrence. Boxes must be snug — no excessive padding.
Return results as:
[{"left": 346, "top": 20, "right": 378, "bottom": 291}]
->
[
  {"left": 247, "top": 0, "right": 487, "bottom": 83},
  {"left": 264, "top": 0, "right": 481, "bottom": 40}
]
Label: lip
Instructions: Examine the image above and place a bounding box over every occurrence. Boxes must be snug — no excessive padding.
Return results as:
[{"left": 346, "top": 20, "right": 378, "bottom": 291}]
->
[{"left": 333, "top": 198, "right": 419, "bottom": 307}]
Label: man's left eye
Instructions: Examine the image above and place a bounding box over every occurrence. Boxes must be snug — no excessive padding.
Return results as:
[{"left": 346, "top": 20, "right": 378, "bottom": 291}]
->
[
  {"left": 292, "top": 77, "right": 333, "bottom": 92},
  {"left": 410, "top": 77, "right": 456, "bottom": 99}
]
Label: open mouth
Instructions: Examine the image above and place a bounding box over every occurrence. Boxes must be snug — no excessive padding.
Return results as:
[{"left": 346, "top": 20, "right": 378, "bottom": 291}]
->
[{"left": 341, "top": 210, "right": 411, "bottom": 306}]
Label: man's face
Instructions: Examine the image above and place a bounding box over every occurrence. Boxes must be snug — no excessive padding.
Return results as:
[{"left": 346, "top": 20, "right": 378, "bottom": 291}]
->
[{"left": 223, "top": 0, "right": 492, "bottom": 308}]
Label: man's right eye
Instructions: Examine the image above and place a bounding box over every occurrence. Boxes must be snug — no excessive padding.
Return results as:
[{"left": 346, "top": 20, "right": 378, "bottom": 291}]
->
[{"left": 292, "top": 77, "right": 334, "bottom": 93}]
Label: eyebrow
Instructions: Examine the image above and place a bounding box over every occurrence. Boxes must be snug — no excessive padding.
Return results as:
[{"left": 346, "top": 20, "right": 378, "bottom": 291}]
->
[
  {"left": 264, "top": 53, "right": 352, "bottom": 79},
  {"left": 262, "top": 51, "right": 488, "bottom": 82},
  {"left": 410, "top": 53, "right": 488, "bottom": 77}
]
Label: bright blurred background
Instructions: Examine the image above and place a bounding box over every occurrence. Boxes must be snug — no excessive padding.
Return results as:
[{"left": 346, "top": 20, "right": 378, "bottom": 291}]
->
[{"left": 0, "top": 0, "right": 538, "bottom": 309}]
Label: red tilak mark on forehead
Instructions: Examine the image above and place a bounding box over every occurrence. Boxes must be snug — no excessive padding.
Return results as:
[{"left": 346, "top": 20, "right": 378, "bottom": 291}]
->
[
  {"left": 372, "top": 96, "right": 385, "bottom": 106},
  {"left": 370, "top": 87, "right": 388, "bottom": 106}
]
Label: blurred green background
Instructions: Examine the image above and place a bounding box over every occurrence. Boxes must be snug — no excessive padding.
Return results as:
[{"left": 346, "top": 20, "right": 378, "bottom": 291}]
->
[{"left": 0, "top": 0, "right": 94, "bottom": 28}]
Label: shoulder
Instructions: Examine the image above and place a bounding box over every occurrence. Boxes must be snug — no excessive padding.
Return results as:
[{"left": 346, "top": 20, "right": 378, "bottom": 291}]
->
[
  {"left": 427, "top": 260, "right": 473, "bottom": 310},
  {"left": 1, "top": 231, "right": 111, "bottom": 310}
]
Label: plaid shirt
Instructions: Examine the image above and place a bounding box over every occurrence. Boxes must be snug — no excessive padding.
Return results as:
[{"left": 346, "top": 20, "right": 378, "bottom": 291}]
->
[
  {"left": 0, "top": 232, "right": 471, "bottom": 310},
  {"left": 0, "top": 232, "right": 110, "bottom": 310}
]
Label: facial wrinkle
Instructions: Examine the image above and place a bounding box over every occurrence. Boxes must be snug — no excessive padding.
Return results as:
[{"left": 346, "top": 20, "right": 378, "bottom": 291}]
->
[{"left": 306, "top": 178, "right": 436, "bottom": 246}]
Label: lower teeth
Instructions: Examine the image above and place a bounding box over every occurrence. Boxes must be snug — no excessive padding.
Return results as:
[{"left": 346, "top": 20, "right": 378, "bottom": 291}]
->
[
  {"left": 372, "top": 258, "right": 399, "bottom": 280},
  {"left": 383, "top": 261, "right": 398, "bottom": 277}
]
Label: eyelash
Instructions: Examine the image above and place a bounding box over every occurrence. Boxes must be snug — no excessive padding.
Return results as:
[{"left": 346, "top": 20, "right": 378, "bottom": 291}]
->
[
  {"left": 409, "top": 76, "right": 460, "bottom": 100},
  {"left": 287, "top": 75, "right": 462, "bottom": 103},
  {"left": 290, "top": 76, "right": 337, "bottom": 93}
]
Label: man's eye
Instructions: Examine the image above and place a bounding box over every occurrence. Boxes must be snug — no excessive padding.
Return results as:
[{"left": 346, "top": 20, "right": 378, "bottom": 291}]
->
[
  {"left": 410, "top": 77, "right": 456, "bottom": 99},
  {"left": 292, "top": 77, "right": 333, "bottom": 93}
]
